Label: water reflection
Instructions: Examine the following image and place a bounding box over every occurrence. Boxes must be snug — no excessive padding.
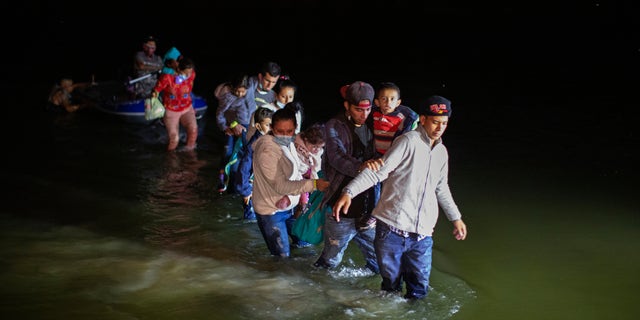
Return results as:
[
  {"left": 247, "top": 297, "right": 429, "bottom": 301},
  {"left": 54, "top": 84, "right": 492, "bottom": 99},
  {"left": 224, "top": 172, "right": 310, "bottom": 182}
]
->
[
  {"left": 0, "top": 216, "right": 475, "bottom": 319},
  {"left": 143, "top": 151, "right": 212, "bottom": 249},
  {"left": 4, "top": 110, "right": 477, "bottom": 319}
]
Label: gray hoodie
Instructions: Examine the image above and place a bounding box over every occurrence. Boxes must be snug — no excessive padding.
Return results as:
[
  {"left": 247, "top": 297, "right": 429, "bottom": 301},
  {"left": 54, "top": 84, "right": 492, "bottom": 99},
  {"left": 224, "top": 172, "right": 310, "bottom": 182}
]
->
[{"left": 343, "top": 125, "right": 462, "bottom": 236}]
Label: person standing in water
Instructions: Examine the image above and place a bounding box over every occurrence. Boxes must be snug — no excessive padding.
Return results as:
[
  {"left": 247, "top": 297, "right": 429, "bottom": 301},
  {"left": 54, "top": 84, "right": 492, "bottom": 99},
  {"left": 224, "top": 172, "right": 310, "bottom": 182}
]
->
[
  {"left": 151, "top": 57, "right": 198, "bottom": 151},
  {"left": 133, "top": 36, "right": 163, "bottom": 98},
  {"left": 333, "top": 95, "right": 467, "bottom": 300},
  {"left": 313, "top": 81, "right": 380, "bottom": 273},
  {"left": 252, "top": 107, "right": 329, "bottom": 257}
]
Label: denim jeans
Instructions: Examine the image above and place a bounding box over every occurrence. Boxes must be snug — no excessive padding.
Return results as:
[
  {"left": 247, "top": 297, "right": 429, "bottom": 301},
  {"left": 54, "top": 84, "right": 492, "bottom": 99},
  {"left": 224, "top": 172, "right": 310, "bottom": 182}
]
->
[
  {"left": 256, "top": 209, "right": 294, "bottom": 257},
  {"left": 314, "top": 207, "right": 379, "bottom": 273},
  {"left": 243, "top": 198, "right": 256, "bottom": 221},
  {"left": 375, "top": 221, "right": 433, "bottom": 299},
  {"left": 219, "top": 128, "right": 248, "bottom": 193}
]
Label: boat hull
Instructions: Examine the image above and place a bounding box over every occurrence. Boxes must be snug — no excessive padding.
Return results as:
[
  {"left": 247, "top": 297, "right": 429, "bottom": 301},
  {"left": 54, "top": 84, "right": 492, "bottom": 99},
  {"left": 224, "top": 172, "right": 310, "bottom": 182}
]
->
[
  {"left": 93, "top": 95, "right": 208, "bottom": 123},
  {"left": 88, "top": 81, "right": 208, "bottom": 124}
]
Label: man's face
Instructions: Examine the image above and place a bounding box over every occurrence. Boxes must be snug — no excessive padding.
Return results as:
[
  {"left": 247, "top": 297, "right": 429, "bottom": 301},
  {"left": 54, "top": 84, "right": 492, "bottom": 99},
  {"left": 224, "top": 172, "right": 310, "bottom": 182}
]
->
[
  {"left": 420, "top": 115, "right": 449, "bottom": 141},
  {"left": 143, "top": 41, "right": 156, "bottom": 57},
  {"left": 344, "top": 101, "right": 372, "bottom": 126},
  {"left": 259, "top": 72, "right": 279, "bottom": 91}
]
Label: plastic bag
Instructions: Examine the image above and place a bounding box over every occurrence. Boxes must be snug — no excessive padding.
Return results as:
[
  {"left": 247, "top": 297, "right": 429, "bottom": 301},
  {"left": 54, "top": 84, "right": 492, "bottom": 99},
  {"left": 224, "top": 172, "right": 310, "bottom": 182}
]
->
[{"left": 144, "top": 97, "right": 165, "bottom": 120}]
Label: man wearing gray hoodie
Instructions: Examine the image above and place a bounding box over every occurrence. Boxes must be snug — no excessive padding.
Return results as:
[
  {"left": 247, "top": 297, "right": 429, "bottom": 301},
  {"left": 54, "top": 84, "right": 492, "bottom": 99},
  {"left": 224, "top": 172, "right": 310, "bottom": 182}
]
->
[{"left": 332, "top": 95, "right": 468, "bottom": 300}]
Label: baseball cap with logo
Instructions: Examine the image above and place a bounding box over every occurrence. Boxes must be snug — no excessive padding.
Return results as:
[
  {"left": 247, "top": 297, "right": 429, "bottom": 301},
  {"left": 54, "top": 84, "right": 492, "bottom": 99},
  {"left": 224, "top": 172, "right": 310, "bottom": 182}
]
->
[{"left": 419, "top": 95, "right": 452, "bottom": 117}]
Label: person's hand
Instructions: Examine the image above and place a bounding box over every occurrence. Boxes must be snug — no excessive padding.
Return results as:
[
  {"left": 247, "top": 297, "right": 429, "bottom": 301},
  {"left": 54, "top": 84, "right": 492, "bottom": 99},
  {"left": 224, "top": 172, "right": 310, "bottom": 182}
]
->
[
  {"left": 231, "top": 124, "right": 246, "bottom": 137},
  {"left": 275, "top": 195, "right": 291, "bottom": 210},
  {"left": 314, "top": 178, "right": 329, "bottom": 192},
  {"left": 359, "top": 158, "right": 384, "bottom": 172},
  {"left": 332, "top": 193, "right": 352, "bottom": 223},
  {"left": 243, "top": 194, "right": 251, "bottom": 206},
  {"left": 452, "top": 219, "right": 467, "bottom": 240}
]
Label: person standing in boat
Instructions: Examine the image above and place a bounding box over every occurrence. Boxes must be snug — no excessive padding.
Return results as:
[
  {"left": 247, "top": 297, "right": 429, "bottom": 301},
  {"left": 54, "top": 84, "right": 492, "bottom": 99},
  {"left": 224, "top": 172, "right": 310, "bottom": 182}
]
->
[
  {"left": 133, "top": 36, "right": 163, "bottom": 98},
  {"left": 150, "top": 57, "right": 198, "bottom": 151}
]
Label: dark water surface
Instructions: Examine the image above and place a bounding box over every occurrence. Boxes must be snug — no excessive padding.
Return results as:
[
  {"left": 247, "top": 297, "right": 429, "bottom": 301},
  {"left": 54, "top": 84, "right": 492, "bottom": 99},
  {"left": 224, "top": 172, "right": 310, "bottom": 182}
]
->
[
  {"left": 2, "top": 91, "right": 637, "bottom": 319},
  {"left": 5, "top": 2, "right": 639, "bottom": 319}
]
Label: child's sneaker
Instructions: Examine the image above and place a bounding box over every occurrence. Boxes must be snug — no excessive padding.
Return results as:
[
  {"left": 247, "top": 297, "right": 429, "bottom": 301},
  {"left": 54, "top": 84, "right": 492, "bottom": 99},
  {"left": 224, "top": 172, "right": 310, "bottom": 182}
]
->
[{"left": 293, "top": 240, "right": 313, "bottom": 248}]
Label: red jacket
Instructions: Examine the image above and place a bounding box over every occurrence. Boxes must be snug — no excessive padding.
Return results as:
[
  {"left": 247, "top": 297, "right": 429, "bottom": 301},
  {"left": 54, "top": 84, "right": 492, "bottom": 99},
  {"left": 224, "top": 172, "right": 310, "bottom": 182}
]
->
[{"left": 153, "top": 71, "right": 195, "bottom": 112}]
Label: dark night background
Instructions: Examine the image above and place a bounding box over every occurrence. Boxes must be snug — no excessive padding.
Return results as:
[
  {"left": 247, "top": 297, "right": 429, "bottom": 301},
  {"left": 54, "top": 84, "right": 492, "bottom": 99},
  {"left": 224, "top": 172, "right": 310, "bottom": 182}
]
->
[
  {"left": 1, "top": 2, "right": 638, "bottom": 319},
  {"left": 12, "top": 1, "right": 638, "bottom": 112},
  {"left": 8, "top": 0, "right": 637, "bottom": 179}
]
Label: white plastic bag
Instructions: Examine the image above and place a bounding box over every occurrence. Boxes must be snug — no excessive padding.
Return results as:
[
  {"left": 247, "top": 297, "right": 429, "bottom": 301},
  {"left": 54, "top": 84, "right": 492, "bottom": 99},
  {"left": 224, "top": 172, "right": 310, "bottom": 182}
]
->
[{"left": 144, "top": 97, "right": 165, "bottom": 120}]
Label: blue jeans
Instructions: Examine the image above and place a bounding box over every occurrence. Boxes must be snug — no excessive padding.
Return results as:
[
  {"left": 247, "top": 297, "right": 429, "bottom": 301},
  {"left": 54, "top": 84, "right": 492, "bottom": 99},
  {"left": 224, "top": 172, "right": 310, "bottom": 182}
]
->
[
  {"left": 256, "top": 209, "right": 293, "bottom": 257},
  {"left": 243, "top": 198, "right": 256, "bottom": 221},
  {"left": 256, "top": 209, "right": 308, "bottom": 257},
  {"left": 314, "top": 207, "right": 379, "bottom": 273},
  {"left": 375, "top": 221, "right": 433, "bottom": 299},
  {"left": 221, "top": 127, "right": 248, "bottom": 166},
  {"left": 220, "top": 128, "right": 247, "bottom": 193}
]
